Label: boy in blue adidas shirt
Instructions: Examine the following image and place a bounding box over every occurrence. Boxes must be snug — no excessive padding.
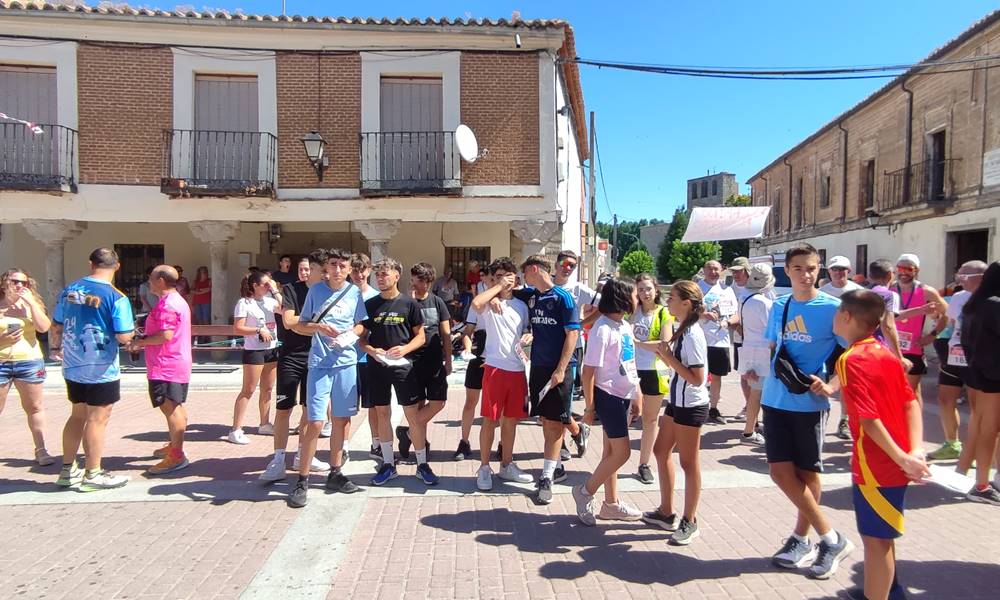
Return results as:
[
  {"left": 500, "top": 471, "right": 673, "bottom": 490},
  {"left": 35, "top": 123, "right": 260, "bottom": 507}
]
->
[
  {"left": 520, "top": 255, "right": 580, "bottom": 505},
  {"left": 50, "top": 248, "right": 135, "bottom": 492},
  {"left": 763, "top": 243, "right": 854, "bottom": 580}
]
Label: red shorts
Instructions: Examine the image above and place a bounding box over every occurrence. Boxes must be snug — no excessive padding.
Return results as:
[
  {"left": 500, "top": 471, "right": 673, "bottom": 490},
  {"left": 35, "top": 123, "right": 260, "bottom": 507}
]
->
[{"left": 481, "top": 365, "right": 529, "bottom": 420}]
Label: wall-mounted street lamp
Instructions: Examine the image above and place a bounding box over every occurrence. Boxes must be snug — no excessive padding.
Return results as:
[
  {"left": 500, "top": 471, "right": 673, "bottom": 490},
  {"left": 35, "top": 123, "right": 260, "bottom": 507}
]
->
[
  {"left": 865, "top": 209, "right": 895, "bottom": 232},
  {"left": 300, "top": 131, "right": 328, "bottom": 181}
]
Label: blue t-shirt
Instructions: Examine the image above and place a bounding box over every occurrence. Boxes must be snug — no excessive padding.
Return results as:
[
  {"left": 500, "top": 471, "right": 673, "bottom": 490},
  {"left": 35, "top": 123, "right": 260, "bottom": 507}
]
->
[
  {"left": 53, "top": 277, "right": 135, "bottom": 384},
  {"left": 762, "top": 291, "right": 840, "bottom": 412},
  {"left": 527, "top": 285, "right": 580, "bottom": 368},
  {"left": 300, "top": 282, "right": 367, "bottom": 369}
]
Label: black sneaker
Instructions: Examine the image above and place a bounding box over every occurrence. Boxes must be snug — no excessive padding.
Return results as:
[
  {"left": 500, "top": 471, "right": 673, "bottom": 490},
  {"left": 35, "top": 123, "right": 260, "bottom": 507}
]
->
[
  {"left": 536, "top": 477, "right": 553, "bottom": 504},
  {"left": 966, "top": 483, "right": 1000, "bottom": 505},
  {"left": 369, "top": 444, "right": 383, "bottom": 461},
  {"left": 641, "top": 509, "right": 677, "bottom": 531},
  {"left": 836, "top": 418, "right": 851, "bottom": 440},
  {"left": 671, "top": 517, "right": 699, "bottom": 545},
  {"left": 559, "top": 441, "right": 571, "bottom": 462},
  {"left": 808, "top": 532, "right": 854, "bottom": 579},
  {"left": 416, "top": 463, "right": 440, "bottom": 486},
  {"left": 572, "top": 423, "right": 591, "bottom": 457},
  {"left": 453, "top": 439, "right": 472, "bottom": 461},
  {"left": 552, "top": 465, "right": 567, "bottom": 483},
  {"left": 288, "top": 479, "right": 308, "bottom": 508},
  {"left": 325, "top": 470, "right": 359, "bottom": 494},
  {"left": 772, "top": 536, "right": 817, "bottom": 569},
  {"left": 495, "top": 443, "right": 503, "bottom": 461},
  {"left": 396, "top": 426, "right": 412, "bottom": 459},
  {"left": 637, "top": 463, "right": 654, "bottom": 484},
  {"left": 707, "top": 407, "right": 728, "bottom": 425}
]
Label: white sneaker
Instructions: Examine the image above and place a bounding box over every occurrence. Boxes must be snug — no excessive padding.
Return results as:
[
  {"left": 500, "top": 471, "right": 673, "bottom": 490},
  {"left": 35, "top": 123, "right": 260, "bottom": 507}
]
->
[
  {"left": 572, "top": 484, "right": 598, "bottom": 526},
  {"left": 476, "top": 465, "right": 493, "bottom": 491},
  {"left": 258, "top": 423, "right": 274, "bottom": 436},
  {"left": 598, "top": 500, "right": 642, "bottom": 521},
  {"left": 259, "top": 455, "right": 287, "bottom": 482},
  {"left": 227, "top": 429, "right": 251, "bottom": 445},
  {"left": 320, "top": 421, "right": 333, "bottom": 438},
  {"left": 740, "top": 432, "right": 766, "bottom": 446},
  {"left": 80, "top": 470, "right": 130, "bottom": 492},
  {"left": 292, "top": 453, "right": 330, "bottom": 473},
  {"left": 498, "top": 462, "right": 533, "bottom": 483}
]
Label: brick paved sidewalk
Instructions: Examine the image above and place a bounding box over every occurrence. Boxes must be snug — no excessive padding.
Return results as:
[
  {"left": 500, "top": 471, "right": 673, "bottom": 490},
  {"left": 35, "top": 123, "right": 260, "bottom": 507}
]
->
[{"left": 0, "top": 363, "right": 993, "bottom": 599}]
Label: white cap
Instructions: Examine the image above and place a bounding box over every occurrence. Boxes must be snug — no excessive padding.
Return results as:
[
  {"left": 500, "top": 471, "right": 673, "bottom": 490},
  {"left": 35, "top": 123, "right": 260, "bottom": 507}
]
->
[
  {"left": 828, "top": 255, "right": 851, "bottom": 270},
  {"left": 897, "top": 253, "right": 921, "bottom": 268}
]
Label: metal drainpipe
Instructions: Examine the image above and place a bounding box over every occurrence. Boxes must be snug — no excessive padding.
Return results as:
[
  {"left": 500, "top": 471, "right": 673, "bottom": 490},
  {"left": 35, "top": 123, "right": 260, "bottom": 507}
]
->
[
  {"left": 901, "top": 77, "right": 914, "bottom": 204},
  {"left": 837, "top": 120, "right": 848, "bottom": 223},
  {"left": 761, "top": 175, "right": 769, "bottom": 249},
  {"left": 979, "top": 53, "right": 990, "bottom": 194},
  {"left": 784, "top": 157, "right": 793, "bottom": 237}
]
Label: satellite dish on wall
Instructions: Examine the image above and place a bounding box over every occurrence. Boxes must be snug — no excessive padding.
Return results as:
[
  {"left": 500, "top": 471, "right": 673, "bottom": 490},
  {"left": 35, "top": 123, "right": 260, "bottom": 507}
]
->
[{"left": 455, "top": 124, "right": 480, "bottom": 163}]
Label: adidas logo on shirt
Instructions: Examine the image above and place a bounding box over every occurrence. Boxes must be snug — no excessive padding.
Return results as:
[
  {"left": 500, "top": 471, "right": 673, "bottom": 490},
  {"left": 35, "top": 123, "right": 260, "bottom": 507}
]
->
[{"left": 783, "top": 315, "right": 813, "bottom": 343}]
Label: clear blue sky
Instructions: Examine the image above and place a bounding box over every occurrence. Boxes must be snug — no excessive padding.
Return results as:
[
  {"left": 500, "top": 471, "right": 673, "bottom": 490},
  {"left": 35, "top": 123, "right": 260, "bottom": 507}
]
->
[{"left": 213, "top": 1, "right": 996, "bottom": 221}]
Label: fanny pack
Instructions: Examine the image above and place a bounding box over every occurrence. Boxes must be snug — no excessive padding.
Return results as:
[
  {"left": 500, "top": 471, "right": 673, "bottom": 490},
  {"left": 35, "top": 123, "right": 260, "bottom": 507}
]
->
[{"left": 773, "top": 300, "right": 814, "bottom": 395}]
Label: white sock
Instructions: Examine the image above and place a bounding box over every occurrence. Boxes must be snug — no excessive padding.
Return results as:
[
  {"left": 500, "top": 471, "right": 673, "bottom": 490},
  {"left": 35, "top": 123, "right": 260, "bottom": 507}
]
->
[
  {"left": 372, "top": 437, "right": 380, "bottom": 449},
  {"left": 792, "top": 532, "right": 808, "bottom": 543},
  {"left": 819, "top": 530, "right": 838, "bottom": 545},
  {"left": 542, "top": 459, "right": 557, "bottom": 480},
  {"left": 380, "top": 441, "right": 395, "bottom": 463},
  {"left": 416, "top": 449, "right": 427, "bottom": 465}
]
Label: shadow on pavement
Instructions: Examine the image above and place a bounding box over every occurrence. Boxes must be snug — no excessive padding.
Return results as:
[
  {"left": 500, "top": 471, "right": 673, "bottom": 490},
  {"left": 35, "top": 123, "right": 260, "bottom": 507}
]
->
[
  {"left": 122, "top": 422, "right": 232, "bottom": 443},
  {"left": 820, "top": 480, "right": 968, "bottom": 511},
  {"left": 812, "top": 559, "right": 1000, "bottom": 600},
  {"left": 717, "top": 453, "right": 771, "bottom": 474},
  {"left": 145, "top": 478, "right": 287, "bottom": 505}
]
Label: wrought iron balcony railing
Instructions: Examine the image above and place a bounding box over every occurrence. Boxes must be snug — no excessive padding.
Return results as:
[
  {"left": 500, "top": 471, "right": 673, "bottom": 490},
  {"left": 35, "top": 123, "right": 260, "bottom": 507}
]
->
[
  {"left": 0, "top": 123, "right": 77, "bottom": 192},
  {"left": 161, "top": 129, "right": 276, "bottom": 197},
  {"left": 880, "top": 158, "right": 960, "bottom": 211},
  {"left": 360, "top": 131, "right": 461, "bottom": 195}
]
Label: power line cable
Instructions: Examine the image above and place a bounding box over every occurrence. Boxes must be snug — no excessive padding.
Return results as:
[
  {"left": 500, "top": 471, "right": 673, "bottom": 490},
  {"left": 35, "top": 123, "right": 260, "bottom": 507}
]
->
[{"left": 594, "top": 129, "right": 613, "bottom": 220}]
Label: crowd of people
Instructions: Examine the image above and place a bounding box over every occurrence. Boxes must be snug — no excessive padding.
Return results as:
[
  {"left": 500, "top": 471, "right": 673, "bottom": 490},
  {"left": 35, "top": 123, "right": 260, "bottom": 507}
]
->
[{"left": 2, "top": 243, "right": 999, "bottom": 600}]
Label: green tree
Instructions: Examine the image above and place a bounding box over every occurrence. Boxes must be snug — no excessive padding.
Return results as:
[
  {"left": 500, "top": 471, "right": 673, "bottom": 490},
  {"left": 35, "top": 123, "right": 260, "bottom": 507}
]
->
[
  {"left": 656, "top": 207, "right": 689, "bottom": 281},
  {"left": 595, "top": 218, "right": 666, "bottom": 263},
  {"left": 619, "top": 249, "right": 655, "bottom": 278},
  {"left": 719, "top": 193, "right": 752, "bottom": 265},
  {"left": 667, "top": 239, "right": 721, "bottom": 281}
]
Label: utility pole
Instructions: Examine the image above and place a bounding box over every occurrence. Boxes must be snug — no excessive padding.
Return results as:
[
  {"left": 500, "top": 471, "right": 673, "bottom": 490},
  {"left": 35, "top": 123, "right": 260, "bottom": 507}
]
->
[
  {"left": 588, "top": 111, "right": 597, "bottom": 285},
  {"left": 612, "top": 213, "right": 619, "bottom": 275}
]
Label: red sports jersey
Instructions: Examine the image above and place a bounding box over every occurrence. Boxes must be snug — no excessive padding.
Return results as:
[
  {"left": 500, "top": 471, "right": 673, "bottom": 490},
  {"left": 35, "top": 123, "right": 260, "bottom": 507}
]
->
[{"left": 836, "top": 337, "right": 915, "bottom": 487}]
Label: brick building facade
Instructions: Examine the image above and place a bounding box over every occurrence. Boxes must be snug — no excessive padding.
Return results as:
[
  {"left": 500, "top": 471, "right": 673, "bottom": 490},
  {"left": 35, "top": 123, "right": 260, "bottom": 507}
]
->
[
  {"left": 0, "top": 2, "right": 590, "bottom": 318},
  {"left": 748, "top": 10, "right": 1000, "bottom": 288}
]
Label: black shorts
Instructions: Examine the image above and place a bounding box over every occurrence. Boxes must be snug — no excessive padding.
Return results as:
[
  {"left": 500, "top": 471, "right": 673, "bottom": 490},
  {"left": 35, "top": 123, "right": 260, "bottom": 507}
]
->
[
  {"left": 528, "top": 364, "right": 573, "bottom": 423},
  {"left": 464, "top": 357, "right": 485, "bottom": 390},
  {"left": 825, "top": 345, "right": 846, "bottom": 382},
  {"left": 66, "top": 379, "right": 120, "bottom": 407},
  {"left": 594, "top": 387, "right": 630, "bottom": 438},
  {"left": 967, "top": 368, "right": 1000, "bottom": 394},
  {"left": 412, "top": 358, "right": 449, "bottom": 402},
  {"left": 935, "top": 340, "right": 967, "bottom": 388},
  {"left": 733, "top": 343, "right": 741, "bottom": 371},
  {"left": 367, "top": 361, "right": 418, "bottom": 407},
  {"left": 358, "top": 361, "right": 373, "bottom": 408},
  {"left": 276, "top": 352, "right": 308, "bottom": 410},
  {"left": 762, "top": 406, "right": 826, "bottom": 473},
  {"left": 707, "top": 346, "right": 732, "bottom": 376},
  {"left": 904, "top": 354, "right": 927, "bottom": 376},
  {"left": 638, "top": 369, "right": 663, "bottom": 396},
  {"left": 243, "top": 348, "right": 278, "bottom": 365},
  {"left": 664, "top": 402, "right": 708, "bottom": 428},
  {"left": 148, "top": 380, "right": 189, "bottom": 408}
]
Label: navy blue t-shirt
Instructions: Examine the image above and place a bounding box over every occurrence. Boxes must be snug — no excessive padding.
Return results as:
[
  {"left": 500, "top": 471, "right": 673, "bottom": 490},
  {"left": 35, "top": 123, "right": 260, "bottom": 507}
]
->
[{"left": 526, "top": 286, "right": 580, "bottom": 367}]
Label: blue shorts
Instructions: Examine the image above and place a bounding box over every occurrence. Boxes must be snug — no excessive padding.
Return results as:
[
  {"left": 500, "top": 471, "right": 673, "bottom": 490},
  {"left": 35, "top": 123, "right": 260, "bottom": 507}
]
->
[
  {"left": 0, "top": 358, "right": 46, "bottom": 386},
  {"left": 853, "top": 483, "right": 907, "bottom": 539},
  {"left": 594, "top": 386, "right": 631, "bottom": 439},
  {"left": 306, "top": 365, "right": 358, "bottom": 421}
]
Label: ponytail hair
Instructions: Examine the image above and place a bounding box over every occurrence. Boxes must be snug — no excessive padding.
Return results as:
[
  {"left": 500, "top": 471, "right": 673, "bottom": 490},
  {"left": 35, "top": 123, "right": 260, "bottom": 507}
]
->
[
  {"left": 666, "top": 280, "right": 704, "bottom": 345},
  {"left": 241, "top": 270, "right": 268, "bottom": 298}
]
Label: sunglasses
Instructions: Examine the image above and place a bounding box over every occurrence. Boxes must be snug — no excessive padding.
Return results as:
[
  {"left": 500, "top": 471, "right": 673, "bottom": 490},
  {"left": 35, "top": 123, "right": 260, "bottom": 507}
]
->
[
  {"left": 896, "top": 265, "right": 916, "bottom": 273},
  {"left": 560, "top": 260, "right": 578, "bottom": 270},
  {"left": 957, "top": 273, "right": 982, "bottom": 281},
  {"left": 829, "top": 267, "right": 849, "bottom": 272},
  {"left": 8, "top": 279, "right": 28, "bottom": 286}
]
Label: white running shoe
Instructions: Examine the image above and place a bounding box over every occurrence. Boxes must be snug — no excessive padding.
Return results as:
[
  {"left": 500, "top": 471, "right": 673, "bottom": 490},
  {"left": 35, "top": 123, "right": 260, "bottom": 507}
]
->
[
  {"left": 476, "top": 465, "right": 493, "bottom": 491},
  {"left": 498, "top": 462, "right": 533, "bottom": 483},
  {"left": 741, "top": 432, "right": 766, "bottom": 446},
  {"left": 320, "top": 421, "right": 333, "bottom": 438},
  {"left": 572, "top": 484, "right": 598, "bottom": 526},
  {"left": 258, "top": 423, "right": 274, "bottom": 436},
  {"left": 292, "top": 453, "right": 331, "bottom": 473},
  {"left": 598, "top": 501, "right": 642, "bottom": 521},
  {"left": 227, "top": 429, "right": 251, "bottom": 445},
  {"left": 80, "top": 470, "right": 129, "bottom": 492},
  {"left": 259, "top": 455, "right": 287, "bottom": 482}
]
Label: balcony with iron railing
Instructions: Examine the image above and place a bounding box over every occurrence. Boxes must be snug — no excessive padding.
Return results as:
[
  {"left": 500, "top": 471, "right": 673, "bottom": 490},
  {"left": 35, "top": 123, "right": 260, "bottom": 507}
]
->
[
  {"left": 880, "top": 158, "right": 961, "bottom": 212},
  {"left": 359, "top": 131, "right": 462, "bottom": 195},
  {"left": 0, "top": 123, "right": 77, "bottom": 193},
  {"left": 161, "top": 129, "right": 276, "bottom": 198}
]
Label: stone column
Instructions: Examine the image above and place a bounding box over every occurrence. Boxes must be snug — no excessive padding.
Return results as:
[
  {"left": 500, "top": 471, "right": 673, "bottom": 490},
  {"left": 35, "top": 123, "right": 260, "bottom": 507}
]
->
[
  {"left": 356, "top": 219, "right": 402, "bottom": 263},
  {"left": 21, "top": 219, "right": 87, "bottom": 310},
  {"left": 510, "top": 220, "right": 560, "bottom": 264},
  {"left": 188, "top": 221, "right": 240, "bottom": 325}
]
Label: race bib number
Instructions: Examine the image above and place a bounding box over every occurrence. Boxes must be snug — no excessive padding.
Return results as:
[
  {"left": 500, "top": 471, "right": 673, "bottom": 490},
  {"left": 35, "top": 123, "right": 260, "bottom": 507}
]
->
[
  {"left": 718, "top": 297, "right": 737, "bottom": 316},
  {"left": 514, "top": 343, "right": 529, "bottom": 366},
  {"left": 947, "top": 345, "right": 967, "bottom": 367},
  {"left": 623, "top": 359, "right": 640, "bottom": 385},
  {"left": 898, "top": 331, "right": 913, "bottom": 353}
]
